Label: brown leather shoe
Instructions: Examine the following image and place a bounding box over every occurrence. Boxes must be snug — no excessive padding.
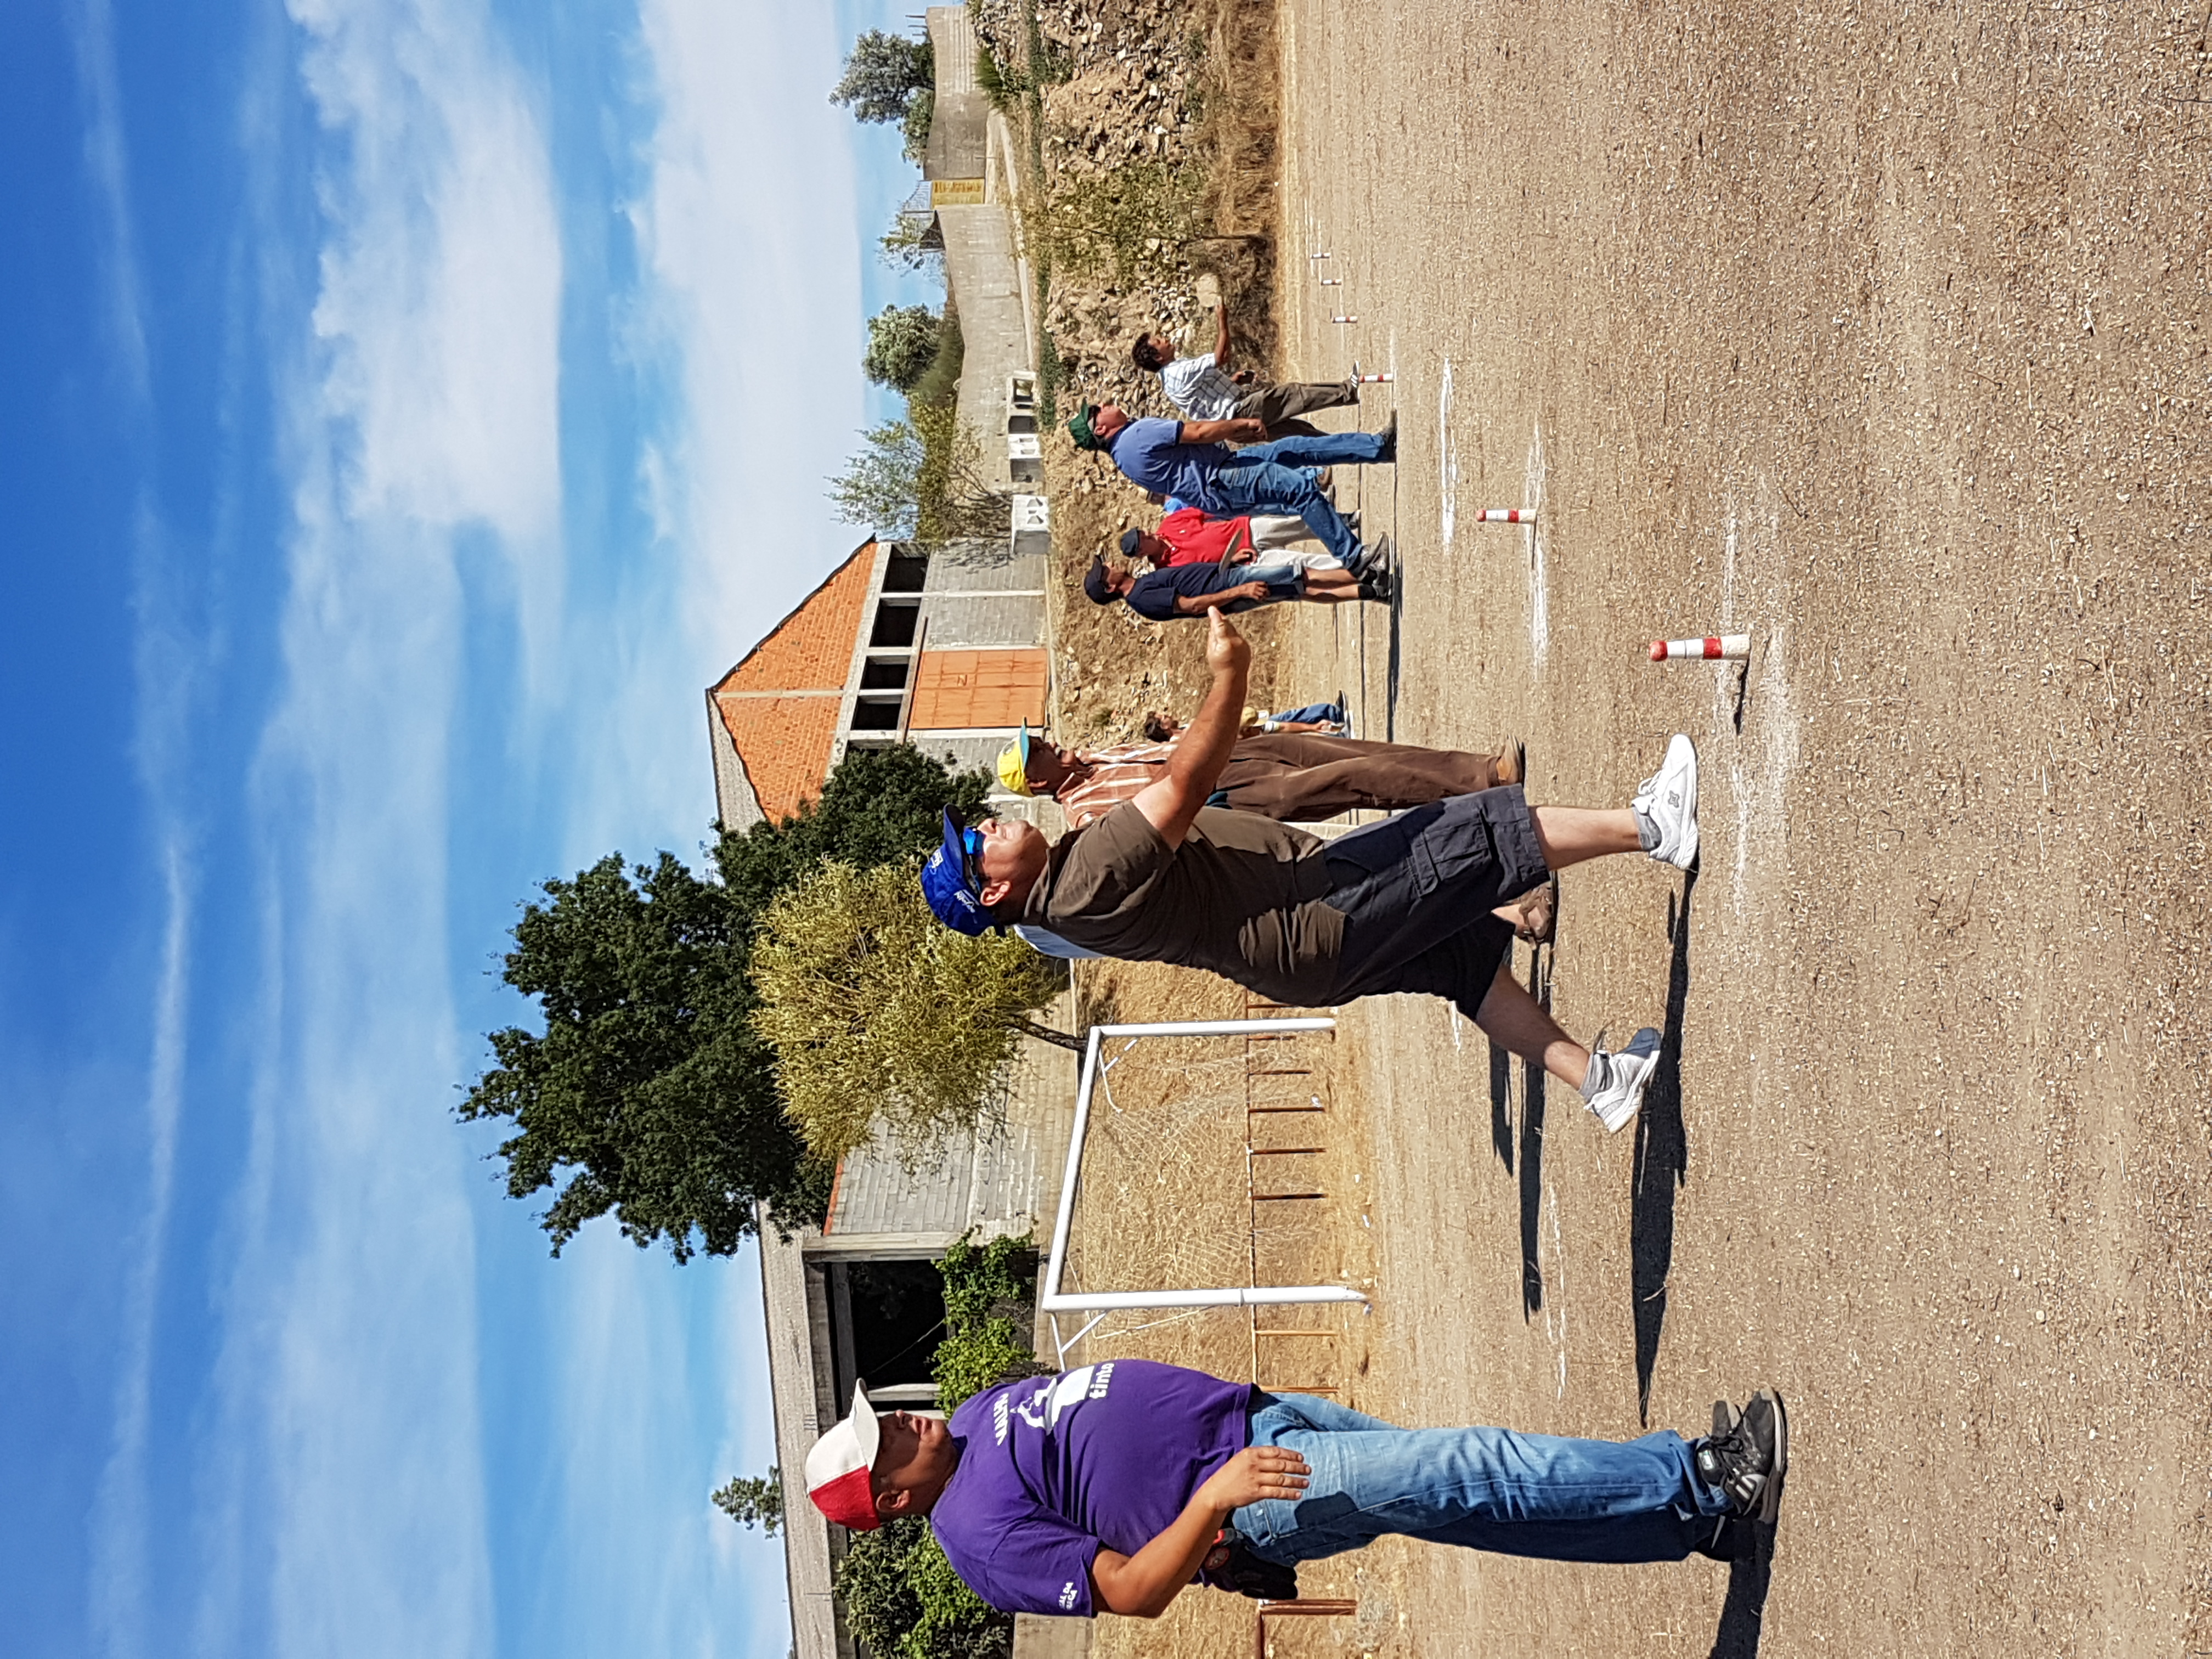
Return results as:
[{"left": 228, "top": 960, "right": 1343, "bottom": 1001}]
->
[
  {"left": 1511, "top": 876, "right": 1558, "bottom": 946},
  {"left": 1494, "top": 741, "right": 1527, "bottom": 786}
]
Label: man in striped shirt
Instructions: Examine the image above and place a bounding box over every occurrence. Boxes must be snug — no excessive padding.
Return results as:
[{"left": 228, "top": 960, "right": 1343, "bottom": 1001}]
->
[
  {"left": 995, "top": 723, "right": 1523, "bottom": 830},
  {"left": 1133, "top": 298, "right": 1359, "bottom": 438}
]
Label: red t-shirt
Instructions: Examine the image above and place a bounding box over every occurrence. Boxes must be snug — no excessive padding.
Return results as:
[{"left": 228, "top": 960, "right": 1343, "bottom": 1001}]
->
[{"left": 1156, "top": 506, "right": 1254, "bottom": 567}]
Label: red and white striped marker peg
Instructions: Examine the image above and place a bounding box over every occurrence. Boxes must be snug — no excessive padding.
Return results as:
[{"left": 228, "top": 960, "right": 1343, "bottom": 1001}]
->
[
  {"left": 1352, "top": 372, "right": 1396, "bottom": 383},
  {"left": 1330, "top": 314, "right": 1359, "bottom": 324},
  {"left": 1474, "top": 508, "right": 1534, "bottom": 523},
  {"left": 1309, "top": 251, "right": 1332, "bottom": 260},
  {"left": 1649, "top": 633, "right": 1752, "bottom": 662},
  {"left": 1319, "top": 276, "right": 1344, "bottom": 285}
]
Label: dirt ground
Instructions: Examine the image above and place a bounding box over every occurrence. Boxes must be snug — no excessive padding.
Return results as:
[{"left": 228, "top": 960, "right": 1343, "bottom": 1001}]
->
[{"left": 1075, "top": 2, "right": 2212, "bottom": 1656}]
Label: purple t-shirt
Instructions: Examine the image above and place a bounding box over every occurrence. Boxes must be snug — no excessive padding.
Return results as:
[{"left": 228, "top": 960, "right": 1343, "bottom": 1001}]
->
[
  {"left": 1109, "top": 417, "right": 1228, "bottom": 511},
  {"left": 929, "top": 1360, "right": 1256, "bottom": 1617}
]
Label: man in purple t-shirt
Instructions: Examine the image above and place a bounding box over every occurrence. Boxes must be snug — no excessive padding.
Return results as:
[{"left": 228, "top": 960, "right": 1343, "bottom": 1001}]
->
[{"left": 802, "top": 1358, "right": 1788, "bottom": 1621}]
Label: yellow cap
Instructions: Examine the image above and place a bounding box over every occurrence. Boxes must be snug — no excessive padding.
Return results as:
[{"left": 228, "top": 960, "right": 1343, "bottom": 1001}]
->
[{"left": 995, "top": 723, "right": 1034, "bottom": 796}]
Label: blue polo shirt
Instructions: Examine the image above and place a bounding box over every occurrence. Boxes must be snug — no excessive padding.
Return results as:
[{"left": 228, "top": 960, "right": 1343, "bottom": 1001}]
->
[{"left": 1108, "top": 417, "right": 1226, "bottom": 510}]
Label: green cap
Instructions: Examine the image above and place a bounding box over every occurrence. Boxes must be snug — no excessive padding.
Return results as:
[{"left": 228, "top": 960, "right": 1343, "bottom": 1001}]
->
[{"left": 1066, "top": 404, "right": 1102, "bottom": 451}]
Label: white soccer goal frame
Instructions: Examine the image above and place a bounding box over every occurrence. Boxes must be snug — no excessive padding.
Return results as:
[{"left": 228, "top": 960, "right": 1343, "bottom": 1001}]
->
[{"left": 1041, "top": 1019, "right": 1369, "bottom": 1365}]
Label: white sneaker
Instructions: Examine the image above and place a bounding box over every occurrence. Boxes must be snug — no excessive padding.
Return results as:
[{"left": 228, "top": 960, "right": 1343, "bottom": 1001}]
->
[
  {"left": 1584, "top": 1027, "right": 1661, "bottom": 1132},
  {"left": 1633, "top": 733, "right": 1699, "bottom": 869}
]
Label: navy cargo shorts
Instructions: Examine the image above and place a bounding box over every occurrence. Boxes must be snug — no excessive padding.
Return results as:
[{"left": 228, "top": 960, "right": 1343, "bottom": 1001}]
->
[{"left": 1320, "top": 786, "right": 1550, "bottom": 1017}]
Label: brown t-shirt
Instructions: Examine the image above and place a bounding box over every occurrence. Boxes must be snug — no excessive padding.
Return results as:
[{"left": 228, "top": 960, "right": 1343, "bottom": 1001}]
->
[{"left": 1023, "top": 804, "right": 1346, "bottom": 1003}]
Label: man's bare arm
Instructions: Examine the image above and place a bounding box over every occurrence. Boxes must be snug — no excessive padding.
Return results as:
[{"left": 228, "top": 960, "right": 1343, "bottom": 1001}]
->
[
  {"left": 1087, "top": 1444, "right": 1310, "bottom": 1618},
  {"left": 1211, "top": 299, "right": 1233, "bottom": 372},
  {"left": 1132, "top": 611, "right": 1250, "bottom": 846},
  {"left": 1172, "top": 582, "right": 1268, "bottom": 616},
  {"left": 1177, "top": 417, "right": 1266, "bottom": 445}
]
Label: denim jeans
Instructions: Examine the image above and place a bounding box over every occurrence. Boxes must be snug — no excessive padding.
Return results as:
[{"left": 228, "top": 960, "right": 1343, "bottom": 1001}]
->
[
  {"left": 1231, "top": 1394, "right": 1729, "bottom": 1567},
  {"left": 1206, "top": 431, "right": 1389, "bottom": 569}
]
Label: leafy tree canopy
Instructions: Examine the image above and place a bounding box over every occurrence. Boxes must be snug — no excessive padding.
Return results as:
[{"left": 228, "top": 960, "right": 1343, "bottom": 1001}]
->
[
  {"left": 713, "top": 1470, "right": 784, "bottom": 1536},
  {"left": 831, "top": 30, "right": 934, "bottom": 126},
  {"left": 751, "top": 862, "right": 1068, "bottom": 1163},
  {"left": 461, "top": 746, "right": 990, "bottom": 1261},
  {"left": 863, "top": 305, "right": 944, "bottom": 394},
  {"left": 827, "top": 408, "right": 1007, "bottom": 552}
]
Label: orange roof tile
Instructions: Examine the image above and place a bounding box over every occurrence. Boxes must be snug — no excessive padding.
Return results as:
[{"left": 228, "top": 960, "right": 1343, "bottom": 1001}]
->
[{"left": 710, "top": 541, "right": 878, "bottom": 825}]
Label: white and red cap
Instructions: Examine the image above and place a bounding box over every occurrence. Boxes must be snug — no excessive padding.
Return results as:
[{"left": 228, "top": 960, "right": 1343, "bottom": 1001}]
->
[{"left": 804, "top": 1381, "right": 883, "bottom": 1531}]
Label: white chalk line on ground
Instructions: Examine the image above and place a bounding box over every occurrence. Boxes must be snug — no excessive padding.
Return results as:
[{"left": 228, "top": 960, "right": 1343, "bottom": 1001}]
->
[
  {"left": 1525, "top": 424, "right": 1550, "bottom": 668},
  {"left": 1544, "top": 1180, "right": 1567, "bottom": 1397},
  {"left": 1438, "top": 356, "right": 1455, "bottom": 551},
  {"left": 1712, "top": 492, "right": 1799, "bottom": 917}
]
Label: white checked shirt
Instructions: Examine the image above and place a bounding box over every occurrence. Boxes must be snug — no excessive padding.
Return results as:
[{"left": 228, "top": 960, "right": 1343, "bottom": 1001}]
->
[{"left": 1158, "top": 353, "right": 1242, "bottom": 421}]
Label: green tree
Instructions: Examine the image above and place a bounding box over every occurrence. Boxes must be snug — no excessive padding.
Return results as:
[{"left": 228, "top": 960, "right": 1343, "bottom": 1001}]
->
[
  {"left": 826, "top": 413, "right": 1006, "bottom": 551},
  {"left": 901, "top": 88, "right": 936, "bottom": 161},
  {"left": 461, "top": 746, "right": 990, "bottom": 1261},
  {"left": 713, "top": 1470, "right": 785, "bottom": 1536},
  {"left": 826, "top": 419, "right": 927, "bottom": 540},
  {"left": 831, "top": 30, "right": 934, "bottom": 125},
  {"left": 863, "top": 305, "right": 944, "bottom": 394},
  {"left": 752, "top": 862, "right": 1072, "bottom": 1164}
]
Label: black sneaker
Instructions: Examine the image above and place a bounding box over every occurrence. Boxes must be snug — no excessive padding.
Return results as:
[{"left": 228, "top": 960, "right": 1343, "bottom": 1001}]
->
[
  {"left": 1358, "top": 573, "right": 1396, "bottom": 604},
  {"left": 1695, "top": 1390, "right": 1788, "bottom": 1521},
  {"left": 1375, "top": 409, "right": 1398, "bottom": 459}
]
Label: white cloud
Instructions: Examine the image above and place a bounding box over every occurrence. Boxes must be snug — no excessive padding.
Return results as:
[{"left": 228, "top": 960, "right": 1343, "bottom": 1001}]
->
[
  {"left": 554, "top": 0, "right": 869, "bottom": 862},
  {"left": 187, "top": 0, "right": 564, "bottom": 1655}
]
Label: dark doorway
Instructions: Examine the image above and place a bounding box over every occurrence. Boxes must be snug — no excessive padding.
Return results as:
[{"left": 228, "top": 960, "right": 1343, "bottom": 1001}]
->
[{"left": 829, "top": 1260, "right": 947, "bottom": 1400}]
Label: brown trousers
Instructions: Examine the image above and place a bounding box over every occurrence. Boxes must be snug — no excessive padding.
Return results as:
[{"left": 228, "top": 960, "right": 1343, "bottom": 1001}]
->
[
  {"left": 1234, "top": 380, "right": 1358, "bottom": 440},
  {"left": 1215, "top": 733, "right": 1503, "bottom": 821}
]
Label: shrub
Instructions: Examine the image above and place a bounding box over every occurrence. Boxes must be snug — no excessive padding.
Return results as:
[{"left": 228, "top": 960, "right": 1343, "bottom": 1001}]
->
[
  {"left": 864, "top": 305, "right": 945, "bottom": 394},
  {"left": 837, "top": 1518, "right": 1011, "bottom": 1659},
  {"left": 831, "top": 31, "right": 934, "bottom": 126},
  {"left": 934, "top": 1232, "right": 1048, "bottom": 1411}
]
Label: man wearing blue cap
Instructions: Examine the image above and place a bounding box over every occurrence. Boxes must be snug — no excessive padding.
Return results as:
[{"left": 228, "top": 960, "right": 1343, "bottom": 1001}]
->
[
  {"left": 922, "top": 613, "right": 1707, "bottom": 1137},
  {"left": 1066, "top": 403, "right": 1393, "bottom": 579}
]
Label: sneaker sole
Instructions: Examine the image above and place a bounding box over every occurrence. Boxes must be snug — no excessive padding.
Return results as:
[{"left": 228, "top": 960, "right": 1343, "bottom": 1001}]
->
[
  {"left": 1757, "top": 1389, "right": 1788, "bottom": 1522},
  {"left": 1658, "top": 735, "right": 1700, "bottom": 870},
  {"left": 1595, "top": 1058, "right": 1654, "bottom": 1133}
]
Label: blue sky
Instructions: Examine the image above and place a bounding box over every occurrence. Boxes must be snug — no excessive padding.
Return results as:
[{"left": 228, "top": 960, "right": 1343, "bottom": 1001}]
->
[{"left": 0, "top": 1, "right": 937, "bottom": 1654}]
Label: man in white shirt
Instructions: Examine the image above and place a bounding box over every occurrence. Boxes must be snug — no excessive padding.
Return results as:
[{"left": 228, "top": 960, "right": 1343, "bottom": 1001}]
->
[{"left": 1132, "top": 297, "right": 1358, "bottom": 437}]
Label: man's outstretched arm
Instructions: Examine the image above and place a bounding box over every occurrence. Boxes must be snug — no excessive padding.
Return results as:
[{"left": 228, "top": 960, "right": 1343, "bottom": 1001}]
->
[
  {"left": 1087, "top": 1444, "right": 1310, "bottom": 1619},
  {"left": 1131, "top": 611, "right": 1251, "bottom": 848},
  {"left": 1177, "top": 416, "right": 1267, "bottom": 445},
  {"left": 1211, "top": 298, "right": 1234, "bottom": 372}
]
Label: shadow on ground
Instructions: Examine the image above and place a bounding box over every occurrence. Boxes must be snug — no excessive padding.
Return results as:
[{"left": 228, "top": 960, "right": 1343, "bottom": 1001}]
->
[
  {"left": 1707, "top": 1519, "right": 1778, "bottom": 1658},
  {"left": 1632, "top": 869, "right": 1697, "bottom": 1419}
]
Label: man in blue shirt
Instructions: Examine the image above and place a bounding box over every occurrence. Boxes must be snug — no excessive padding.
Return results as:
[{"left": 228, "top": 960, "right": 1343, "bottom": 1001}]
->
[
  {"left": 1067, "top": 402, "right": 1393, "bottom": 575},
  {"left": 802, "top": 1359, "right": 1788, "bottom": 1621}
]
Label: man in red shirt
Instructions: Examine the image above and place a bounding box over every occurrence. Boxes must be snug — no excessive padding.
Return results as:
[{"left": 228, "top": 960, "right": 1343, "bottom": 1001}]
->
[{"left": 1121, "top": 511, "right": 1366, "bottom": 571}]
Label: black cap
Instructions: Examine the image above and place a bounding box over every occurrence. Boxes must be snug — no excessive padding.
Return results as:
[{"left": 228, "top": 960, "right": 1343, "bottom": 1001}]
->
[
  {"left": 1083, "top": 555, "right": 1116, "bottom": 605},
  {"left": 1119, "top": 527, "right": 1144, "bottom": 558}
]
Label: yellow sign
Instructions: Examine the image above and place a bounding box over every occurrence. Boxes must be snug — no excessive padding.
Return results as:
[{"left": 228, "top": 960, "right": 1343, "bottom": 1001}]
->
[{"left": 930, "top": 178, "right": 986, "bottom": 208}]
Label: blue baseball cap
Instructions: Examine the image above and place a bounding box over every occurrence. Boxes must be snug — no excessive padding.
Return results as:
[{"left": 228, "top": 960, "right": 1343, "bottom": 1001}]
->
[{"left": 920, "top": 807, "right": 993, "bottom": 935}]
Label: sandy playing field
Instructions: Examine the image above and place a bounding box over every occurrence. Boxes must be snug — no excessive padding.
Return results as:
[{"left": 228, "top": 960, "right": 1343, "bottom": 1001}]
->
[{"left": 1071, "top": 3, "right": 2212, "bottom": 1655}]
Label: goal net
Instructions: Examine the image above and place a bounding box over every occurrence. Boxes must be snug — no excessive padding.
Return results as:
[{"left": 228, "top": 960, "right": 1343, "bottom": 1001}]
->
[{"left": 1040, "top": 1020, "right": 1365, "bottom": 1373}]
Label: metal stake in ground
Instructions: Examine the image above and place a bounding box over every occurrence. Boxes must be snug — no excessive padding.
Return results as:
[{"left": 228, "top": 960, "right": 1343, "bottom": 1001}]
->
[{"left": 1650, "top": 633, "right": 1752, "bottom": 662}]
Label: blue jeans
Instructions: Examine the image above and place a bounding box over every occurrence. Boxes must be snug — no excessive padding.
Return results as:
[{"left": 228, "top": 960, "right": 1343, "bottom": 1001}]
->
[
  {"left": 1231, "top": 1395, "right": 1729, "bottom": 1567},
  {"left": 1268, "top": 702, "right": 1343, "bottom": 726},
  {"left": 1206, "top": 432, "right": 1389, "bottom": 569}
]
